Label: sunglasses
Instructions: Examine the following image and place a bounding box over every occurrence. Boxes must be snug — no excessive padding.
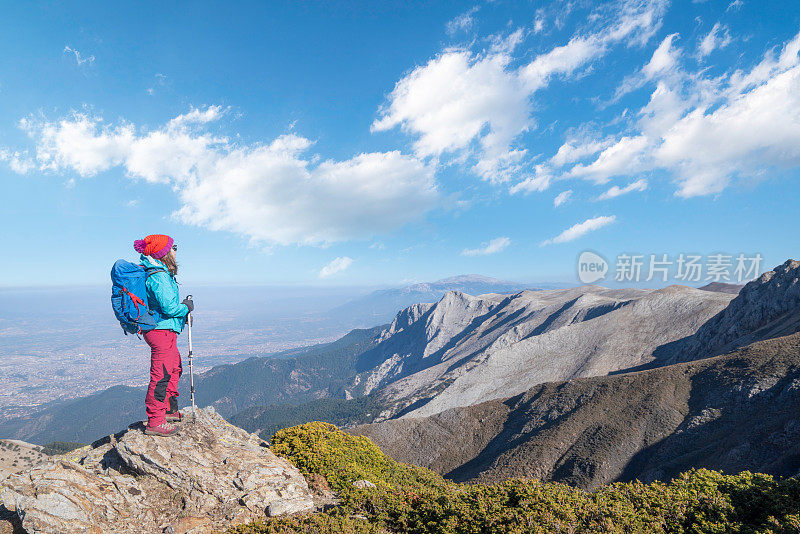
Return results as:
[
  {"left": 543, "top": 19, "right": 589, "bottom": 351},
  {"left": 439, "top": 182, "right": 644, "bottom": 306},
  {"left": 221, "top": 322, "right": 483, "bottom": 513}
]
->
[{"left": 172, "top": 244, "right": 178, "bottom": 252}]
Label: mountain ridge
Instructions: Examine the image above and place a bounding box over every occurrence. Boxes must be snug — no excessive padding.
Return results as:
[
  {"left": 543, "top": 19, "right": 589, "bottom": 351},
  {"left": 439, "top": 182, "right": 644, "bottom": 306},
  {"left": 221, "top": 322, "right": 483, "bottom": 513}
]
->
[
  {"left": 354, "top": 283, "right": 734, "bottom": 419},
  {"left": 323, "top": 274, "right": 538, "bottom": 329}
]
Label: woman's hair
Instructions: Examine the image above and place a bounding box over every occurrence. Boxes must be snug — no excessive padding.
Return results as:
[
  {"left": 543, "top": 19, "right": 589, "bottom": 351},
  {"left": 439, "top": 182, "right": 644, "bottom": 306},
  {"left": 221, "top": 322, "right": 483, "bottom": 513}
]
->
[{"left": 158, "top": 251, "right": 179, "bottom": 276}]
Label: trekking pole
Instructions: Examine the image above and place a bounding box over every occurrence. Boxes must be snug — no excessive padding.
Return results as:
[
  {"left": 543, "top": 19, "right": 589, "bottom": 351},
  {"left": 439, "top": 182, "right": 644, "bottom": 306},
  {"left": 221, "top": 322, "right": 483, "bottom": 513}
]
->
[{"left": 186, "top": 295, "right": 197, "bottom": 423}]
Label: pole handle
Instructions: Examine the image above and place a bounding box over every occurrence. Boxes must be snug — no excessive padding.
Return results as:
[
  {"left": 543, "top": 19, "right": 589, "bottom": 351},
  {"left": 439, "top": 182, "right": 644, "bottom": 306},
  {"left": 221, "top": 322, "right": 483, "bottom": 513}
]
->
[{"left": 185, "top": 294, "right": 193, "bottom": 327}]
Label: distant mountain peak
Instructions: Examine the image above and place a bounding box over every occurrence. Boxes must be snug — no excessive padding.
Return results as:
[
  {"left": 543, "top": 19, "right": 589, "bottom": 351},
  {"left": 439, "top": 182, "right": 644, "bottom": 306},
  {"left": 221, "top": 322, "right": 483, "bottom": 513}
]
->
[
  {"left": 697, "top": 282, "right": 745, "bottom": 294},
  {"left": 433, "top": 274, "right": 513, "bottom": 285},
  {"left": 327, "top": 274, "right": 534, "bottom": 329}
]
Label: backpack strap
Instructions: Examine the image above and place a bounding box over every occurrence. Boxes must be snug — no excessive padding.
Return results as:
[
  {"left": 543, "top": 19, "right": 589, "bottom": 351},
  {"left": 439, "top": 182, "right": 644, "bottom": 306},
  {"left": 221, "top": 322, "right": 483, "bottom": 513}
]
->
[
  {"left": 141, "top": 267, "right": 168, "bottom": 324},
  {"left": 143, "top": 267, "right": 167, "bottom": 278},
  {"left": 120, "top": 286, "right": 147, "bottom": 320}
]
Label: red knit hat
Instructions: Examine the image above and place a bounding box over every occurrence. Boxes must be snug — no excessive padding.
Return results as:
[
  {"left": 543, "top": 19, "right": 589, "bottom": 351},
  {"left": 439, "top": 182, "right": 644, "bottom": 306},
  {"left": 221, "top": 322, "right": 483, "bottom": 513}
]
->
[{"left": 133, "top": 234, "right": 174, "bottom": 259}]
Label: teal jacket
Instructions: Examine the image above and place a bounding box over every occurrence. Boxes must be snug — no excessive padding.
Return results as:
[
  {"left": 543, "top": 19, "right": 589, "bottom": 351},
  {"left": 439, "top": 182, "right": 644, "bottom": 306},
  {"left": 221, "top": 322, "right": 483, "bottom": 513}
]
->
[{"left": 141, "top": 254, "right": 189, "bottom": 333}]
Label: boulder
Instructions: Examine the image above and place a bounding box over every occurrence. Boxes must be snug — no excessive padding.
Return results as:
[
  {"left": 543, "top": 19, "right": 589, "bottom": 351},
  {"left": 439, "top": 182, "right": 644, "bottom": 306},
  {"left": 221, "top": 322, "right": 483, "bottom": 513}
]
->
[{"left": 1, "top": 407, "right": 314, "bottom": 533}]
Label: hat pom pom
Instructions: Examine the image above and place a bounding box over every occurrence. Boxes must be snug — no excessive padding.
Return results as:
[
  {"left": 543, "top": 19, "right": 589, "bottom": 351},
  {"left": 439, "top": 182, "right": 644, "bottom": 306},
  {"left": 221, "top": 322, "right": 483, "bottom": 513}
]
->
[{"left": 133, "top": 239, "right": 147, "bottom": 253}]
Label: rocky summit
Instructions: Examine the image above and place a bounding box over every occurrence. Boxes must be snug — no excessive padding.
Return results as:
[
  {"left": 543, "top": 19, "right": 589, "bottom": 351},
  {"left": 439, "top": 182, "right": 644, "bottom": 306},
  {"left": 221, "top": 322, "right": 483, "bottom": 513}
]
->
[{"left": 0, "top": 407, "right": 314, "bottom": 534}]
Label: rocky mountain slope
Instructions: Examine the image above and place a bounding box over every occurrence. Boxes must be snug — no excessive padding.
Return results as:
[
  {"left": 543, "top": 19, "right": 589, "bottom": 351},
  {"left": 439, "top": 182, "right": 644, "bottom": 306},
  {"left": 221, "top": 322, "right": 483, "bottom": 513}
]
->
[
  {"left": 229, "top": 282, "right": 738, "bottom": 431},
  {"left": 1, "top": 407, "right": 314, "bottom": 534},
  {"left": 678, "top": 259, "right": 800, "bottom": 360},
  {"left": 0, "top": 441, "right": 47, "bottom": 481},
  {"left": 354, "top": 284, "right": 734, "bottom": 419},
  {"left": 352, "top": 332, "right": 800, "bottom": 489}
]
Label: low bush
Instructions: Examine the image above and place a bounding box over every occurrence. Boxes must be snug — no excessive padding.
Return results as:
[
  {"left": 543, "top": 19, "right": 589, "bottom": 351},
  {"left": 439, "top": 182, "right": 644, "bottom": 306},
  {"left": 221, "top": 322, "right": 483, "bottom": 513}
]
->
[
  {"left": 40, "top": 441, "right": 85, "bottom": 456},
  {"left": 230, "top": 422, "right": 800, "bottom": 534}
]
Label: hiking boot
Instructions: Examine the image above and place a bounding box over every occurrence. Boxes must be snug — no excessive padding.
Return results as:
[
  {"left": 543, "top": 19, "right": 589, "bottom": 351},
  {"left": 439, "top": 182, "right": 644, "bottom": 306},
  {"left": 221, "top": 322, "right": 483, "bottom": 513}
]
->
[
  {"left": 165, "top": 397, "right": 182, "bottom": 422},
  {"left": 144, "top": 423, "right": 177, "bottom": 436},
  {"left": 165, "top": 411, "right": 183, "bottom": 423}
]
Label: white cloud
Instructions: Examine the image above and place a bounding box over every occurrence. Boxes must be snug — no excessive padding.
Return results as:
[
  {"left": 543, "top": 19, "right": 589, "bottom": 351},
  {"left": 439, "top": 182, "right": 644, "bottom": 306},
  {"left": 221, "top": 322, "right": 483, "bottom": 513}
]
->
[
  {"left": 727, "top": 0, "right": 744, "bottom": 10},
  {"left": 446, "top": 6, "right": 479, "bottom": 36},
  {"left": 553, "top": 189, "right": 573, "bottom": 207},
  {"left": 561, "top": 29, "right": 800, "bottom": 197},
  {"left": 698, "top": 23, "right": 732, "bottom": 58},
  {"left": 8, "top": 108, "right": 438, "bottom": 245},
  {"left": 533, "top": 13, "right": 545, "bottom": 33},
  {"left": 372, "top": 50, "right": 532, "bottom": 183},
  {"left": 597, "top": 178, "right": 648, "bottom": 200},
  {"left": 168, "top": 105, "right": 227, "bottom": 128},
  {"left": 509, "top": 164, "right": 552, "bottom": 194},
  {"left": 373, "top": 0, "right": 667, "bottom": 185},
  {"left": 319, "top": 256, "right": 354, "bottom": 278},
  {"left": 461, "top": 236, "right": 511, "bottom": 256},
  {"left": 63, "top": 46, "right": 95, "bottom": 66},
  {"left": 614, "top": 33, "right": 680, "bottom": 100},
  {"left": 643, "top": 33, "right": 680, "bottom": 78},
  {"left": 0, "top": 149, "right": 34, "bottom": 174},
  {"left": 551, "top": 137, "right": 614, "bottom": 167},
  {"left": 567, "top": 135, "right": 650, "bottom": 183},
  {"left": 541, "top": 215, "right": 616, "bottom": 246}
]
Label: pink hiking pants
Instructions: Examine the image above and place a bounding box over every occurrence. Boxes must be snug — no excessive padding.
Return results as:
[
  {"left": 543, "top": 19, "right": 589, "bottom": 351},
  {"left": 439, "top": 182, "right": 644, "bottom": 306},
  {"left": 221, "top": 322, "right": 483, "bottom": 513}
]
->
[{"left": 143, "top": 329, "right": 182, "bottom": 427}]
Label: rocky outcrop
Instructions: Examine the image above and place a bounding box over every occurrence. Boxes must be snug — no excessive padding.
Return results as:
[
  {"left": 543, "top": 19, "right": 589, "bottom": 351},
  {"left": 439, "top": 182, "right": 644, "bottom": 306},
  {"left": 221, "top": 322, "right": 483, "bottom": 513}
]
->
[
  {"left": 681, "top": 259, "right": 800, "bottom": 360},
  {"left": 1, "top": 407, "right": 314, "bottom": 534},
  {"left": 378, "top": 302, "right": 435, "bottom": 341}
]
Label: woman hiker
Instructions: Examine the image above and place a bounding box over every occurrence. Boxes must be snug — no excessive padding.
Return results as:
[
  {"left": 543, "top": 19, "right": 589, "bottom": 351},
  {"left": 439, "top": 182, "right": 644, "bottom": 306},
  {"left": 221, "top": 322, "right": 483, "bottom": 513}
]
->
[{"left": 133, "top": 234, "right": 195, "bottom": 436}]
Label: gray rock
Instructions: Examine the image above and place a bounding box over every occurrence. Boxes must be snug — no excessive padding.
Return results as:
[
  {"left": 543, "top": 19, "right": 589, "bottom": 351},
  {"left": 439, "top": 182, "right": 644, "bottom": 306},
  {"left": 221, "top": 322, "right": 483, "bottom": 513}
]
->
[
  {"left": 1, "top": 459, "right": 152, "bottom": 533},
  {"left": 1, "top": 407, "right": 314, "bottom": 533},
  {"left": 351, "top": 480, "right": 375, "bottom": 489}
]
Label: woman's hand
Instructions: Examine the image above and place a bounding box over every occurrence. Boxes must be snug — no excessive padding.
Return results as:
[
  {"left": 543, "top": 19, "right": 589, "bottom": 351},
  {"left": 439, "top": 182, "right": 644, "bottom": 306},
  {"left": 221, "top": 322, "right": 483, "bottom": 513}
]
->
[{"left": 181, "top": 297, "right": 195, "bottom": 313}]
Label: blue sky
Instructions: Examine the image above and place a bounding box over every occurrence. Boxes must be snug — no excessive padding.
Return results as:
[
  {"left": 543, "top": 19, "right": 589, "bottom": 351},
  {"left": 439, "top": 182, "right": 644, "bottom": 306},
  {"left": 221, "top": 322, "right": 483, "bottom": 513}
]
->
[{"left": 1, "top": 0, "right": 798, "bottom": 287}]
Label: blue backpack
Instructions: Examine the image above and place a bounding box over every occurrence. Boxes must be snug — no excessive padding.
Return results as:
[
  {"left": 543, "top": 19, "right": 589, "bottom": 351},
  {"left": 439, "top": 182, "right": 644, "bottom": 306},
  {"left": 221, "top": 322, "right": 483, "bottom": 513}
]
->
[{"left": 110, "top": 260, "right": 165, "bottom": 335}]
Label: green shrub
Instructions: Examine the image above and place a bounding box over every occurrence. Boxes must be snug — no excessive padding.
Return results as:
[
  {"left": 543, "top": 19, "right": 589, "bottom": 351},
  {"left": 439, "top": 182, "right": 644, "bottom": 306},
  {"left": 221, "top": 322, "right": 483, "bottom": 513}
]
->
[
  {"left": 229, "top": 514, "right": 386, "bottom": 533},
  {"left": 231, "top": 422, "right": 800, "bottom": 534},
  {"left": 41, "top": 441, "right": 86, "bottom": 456},
  {"left": 270, "top": 421, "right": 446, "bottom": 496}
]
